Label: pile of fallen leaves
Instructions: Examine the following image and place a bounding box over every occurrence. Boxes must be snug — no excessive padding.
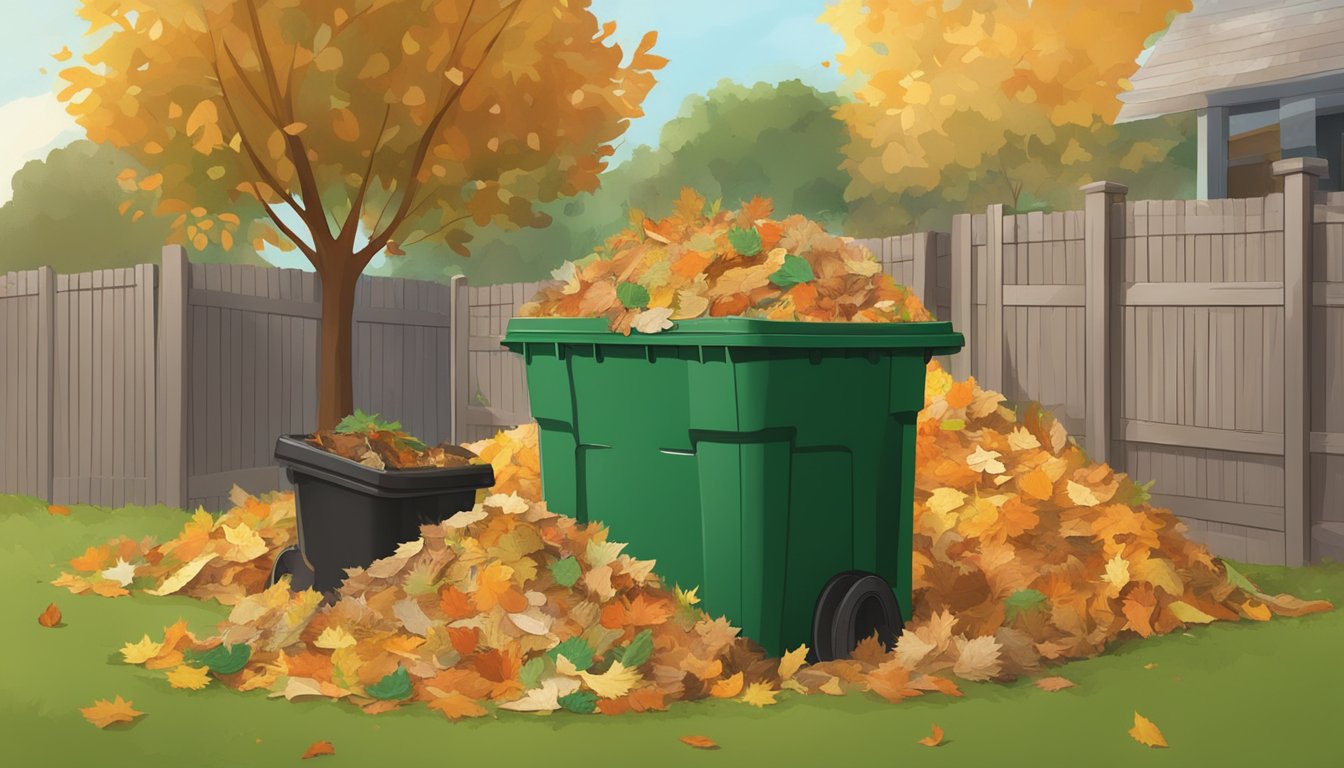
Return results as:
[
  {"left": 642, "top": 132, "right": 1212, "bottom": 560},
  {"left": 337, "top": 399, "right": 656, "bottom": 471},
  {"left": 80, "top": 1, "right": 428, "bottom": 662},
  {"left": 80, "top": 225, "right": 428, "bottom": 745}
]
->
[
  {"left": 519, "top": 190, "right": 931, "bottom": 334},
  {"left": 53, "top": 489, "right": 295, "bottom": 605},
  {"left": 307, "top": 409, "right": 478, "bottom": 470}
]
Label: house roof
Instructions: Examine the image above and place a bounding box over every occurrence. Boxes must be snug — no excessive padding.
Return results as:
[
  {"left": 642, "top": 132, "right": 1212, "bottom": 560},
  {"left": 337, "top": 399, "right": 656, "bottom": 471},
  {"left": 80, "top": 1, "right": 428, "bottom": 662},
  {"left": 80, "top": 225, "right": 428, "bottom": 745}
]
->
[{"left": 1115, "top": 0, "right": 1344, "bottom": 122}]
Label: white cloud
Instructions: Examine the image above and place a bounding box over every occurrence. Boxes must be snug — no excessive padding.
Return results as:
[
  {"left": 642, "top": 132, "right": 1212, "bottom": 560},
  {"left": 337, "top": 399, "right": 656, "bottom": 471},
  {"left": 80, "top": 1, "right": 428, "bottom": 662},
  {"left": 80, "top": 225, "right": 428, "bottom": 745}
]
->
[{"left": 0, "top": 92, "right": 83, "bottom": 204}]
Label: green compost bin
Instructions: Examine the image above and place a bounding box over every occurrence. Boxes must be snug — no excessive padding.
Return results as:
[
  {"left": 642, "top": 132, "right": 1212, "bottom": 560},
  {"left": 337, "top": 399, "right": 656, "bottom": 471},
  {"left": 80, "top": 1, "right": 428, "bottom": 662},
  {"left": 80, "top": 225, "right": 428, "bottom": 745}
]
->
[{"left": 502, "top": 317, "right": 963, "bottom": 660}]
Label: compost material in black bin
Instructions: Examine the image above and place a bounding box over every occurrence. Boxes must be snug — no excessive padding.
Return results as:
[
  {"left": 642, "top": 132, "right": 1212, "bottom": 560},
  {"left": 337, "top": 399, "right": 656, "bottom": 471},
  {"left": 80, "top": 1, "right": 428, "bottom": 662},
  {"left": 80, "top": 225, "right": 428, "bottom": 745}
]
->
[{"left": 270, "top": 434, "right": 495, "bottom": 596}]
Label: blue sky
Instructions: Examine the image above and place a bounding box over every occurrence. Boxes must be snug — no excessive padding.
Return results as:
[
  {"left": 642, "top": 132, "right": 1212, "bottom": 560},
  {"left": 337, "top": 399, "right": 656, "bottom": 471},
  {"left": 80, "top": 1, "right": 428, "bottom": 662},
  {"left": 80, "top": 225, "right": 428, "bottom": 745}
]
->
[{"left": 0, "top": 1, "right": 846, "bottom": 269}]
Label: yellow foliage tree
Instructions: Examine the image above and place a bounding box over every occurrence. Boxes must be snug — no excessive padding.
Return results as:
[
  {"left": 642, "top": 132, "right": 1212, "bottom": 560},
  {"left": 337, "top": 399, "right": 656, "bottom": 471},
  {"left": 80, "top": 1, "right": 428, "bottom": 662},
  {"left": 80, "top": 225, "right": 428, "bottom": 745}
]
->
[
  {"left": 822, "top": 0, "right": 1193, "bottom": 232},
  {"left": 58, "top": 0, "right": 663, "bottom": 428}
]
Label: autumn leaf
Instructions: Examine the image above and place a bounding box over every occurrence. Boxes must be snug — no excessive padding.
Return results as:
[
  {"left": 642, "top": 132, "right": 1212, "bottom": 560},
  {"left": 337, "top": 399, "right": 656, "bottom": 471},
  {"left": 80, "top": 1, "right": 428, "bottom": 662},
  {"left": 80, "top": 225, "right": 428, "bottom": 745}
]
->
[
  {"left": 778, "top": 645, "right": 809, "bottom": 681},
  {"left": 918, "top": 723, "right": 944, "bottom": 747},
  {"left": 428, "top": 692, "right": 488, "bottom": 720},
  {"left": 38, "top": 603, "right": 62, "bottom": 628},
  {"left": 740, "top": 682, "right": 779, "bottom": 707},
  {"left": 966, "top": 445, "right": 1005, "bottom": 474},
  {"left": 167, "top": 664, "right": 212, "bottom": 690},
  {"left": 81, "top": 696, "right": 144, "bottom": 728},
  {"left": 302, "top": 741, "right": 336, "bottom": 759},
  {"left": 1129, "top": 712, "right": 1168, "bottom": 748},
  {"left": 579, "top": 661, "right": 640, "bottom": 699},
  {"left": 47, "top": 504, "right": 71, "bottom": 516},
  {"left": 1034, "top": 676, "right": 1076, "bottom": 692},
  {"left": 680, "top": 735, "right": 719, "bottom": 750},
  {"left": 120, "top": 635, "right": 163, "bottom": 665},
  {"left": 710, "top": 672, "right": 744, "bottom": 698}
]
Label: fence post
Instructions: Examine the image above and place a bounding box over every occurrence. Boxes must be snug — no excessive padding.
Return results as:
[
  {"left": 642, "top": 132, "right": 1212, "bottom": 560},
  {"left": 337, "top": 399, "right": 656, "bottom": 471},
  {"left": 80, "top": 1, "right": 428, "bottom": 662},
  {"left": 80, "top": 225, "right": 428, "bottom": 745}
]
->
[
  {"left": 36, "top": 266, "right": 56, "bottom": 501},
  {"left": 983, "top": 204, "right": 1005, "bottom": 393},
  {"left": 157, "top": 245, "right": 190, "bottom": 509},
  {"left": 450, "top": 275, "right": 469, "bottom": 444},
  {"left": 912, "top": 231, "right": 938, "bottom": 312},
  {"left": 1274, "top": 156, "right": 1327, "bottom": 566},
  {"left": 1080, "top": 181, "right": 1127, "bottom": 468},
  {"left": 950, "top": 214, "right": 974, "bottom": 380}
]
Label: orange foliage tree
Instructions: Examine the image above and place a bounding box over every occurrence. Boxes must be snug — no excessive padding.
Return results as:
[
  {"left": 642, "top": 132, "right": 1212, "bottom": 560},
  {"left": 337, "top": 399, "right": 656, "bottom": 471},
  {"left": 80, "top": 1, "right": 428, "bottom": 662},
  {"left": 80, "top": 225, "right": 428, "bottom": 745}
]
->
[
  {"left": 58, "top": 0, "right": 663, "bottom": 428},
  {"left": 822, "top": 0, "right": 1192, "bottom": 231}
]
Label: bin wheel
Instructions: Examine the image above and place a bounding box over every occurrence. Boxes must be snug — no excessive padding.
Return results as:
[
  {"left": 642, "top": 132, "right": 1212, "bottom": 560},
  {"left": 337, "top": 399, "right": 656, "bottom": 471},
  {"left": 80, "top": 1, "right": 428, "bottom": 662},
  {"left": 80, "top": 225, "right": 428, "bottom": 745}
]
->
[
  {"left": 269, "top": 546, "right": 315, "bottom": 592},
  {"left": 811, "top": 571, "right": 904, "bottom": 662}
]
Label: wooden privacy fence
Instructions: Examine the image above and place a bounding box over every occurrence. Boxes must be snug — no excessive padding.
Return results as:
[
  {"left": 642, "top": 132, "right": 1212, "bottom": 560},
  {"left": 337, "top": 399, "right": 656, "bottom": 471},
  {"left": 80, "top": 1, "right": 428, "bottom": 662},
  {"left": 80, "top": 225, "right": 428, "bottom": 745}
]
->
[
  {"left": 1, "top": 247, "right": 465, "bottom": 513},
  {"left": 3, "top": 161, "right": 1342, "bottom": 565}
]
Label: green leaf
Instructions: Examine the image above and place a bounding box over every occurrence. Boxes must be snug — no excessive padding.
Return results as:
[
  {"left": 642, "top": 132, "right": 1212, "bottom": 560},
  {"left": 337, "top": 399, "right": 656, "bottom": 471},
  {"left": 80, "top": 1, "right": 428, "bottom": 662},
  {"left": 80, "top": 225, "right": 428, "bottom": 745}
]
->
[
  {"left": 548, "top": 637, "right": 595, "bottom": 672},
  {"left": 550, "top": 556, "right": 581, "bottom": 588},
  {"left": 1127, "top": 478, "right": 1155, "bottom": 505},
  {"left": 940, "top": 419, "right": 966, "bottom": 431},
  {"left": 727, "top": 226, "right": 762, "bottom": 256},
  {"left": 519, "top": 657, "right": 545, "bottom": 689},
  {"left": 1221, "top": 560, "right": 1260, "bottom": 595},
  {"left": 367, "top": 667, "right": 413, "bottom": 700},
  {"left": 334, "top": 409, "right": 402, "bottom": 435},
  {"left": 557, "top": 690, "right": 598, "bottom": 714},
  {"left": 769, "top": 254, "right": 814, "bottom": 289},
  {"left": 616, "top": 282, "right": 650, "bottom": 309},
  {"left": 618, "top": 629, "right": 654, "bottom": 669},
  {"left": 1004, "top": 589, "right": 1048, "bottom": 620},
  {"left": 184, "top": 643, "right": 251, "bottom": 675}
]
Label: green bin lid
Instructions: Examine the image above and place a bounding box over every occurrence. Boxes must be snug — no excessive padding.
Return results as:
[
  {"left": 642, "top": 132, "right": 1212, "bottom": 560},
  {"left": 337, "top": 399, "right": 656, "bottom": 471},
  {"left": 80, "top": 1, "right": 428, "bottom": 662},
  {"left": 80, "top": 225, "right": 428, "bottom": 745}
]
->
[{"left": 503, "top": 317, "right": 964, "bottom": 354}]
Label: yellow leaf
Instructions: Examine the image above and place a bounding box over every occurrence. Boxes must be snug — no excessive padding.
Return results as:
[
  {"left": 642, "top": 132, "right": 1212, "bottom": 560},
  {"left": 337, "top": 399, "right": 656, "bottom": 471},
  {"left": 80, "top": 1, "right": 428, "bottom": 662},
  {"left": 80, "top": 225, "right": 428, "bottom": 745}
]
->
[
  {"left": 819, "top": 676, "right": 844, "bottom": 696},
  {"left": 401, "top": 30, "right": 420, "bottom": 55},
  {"left": 1100, "top": 554, "right": 1130, "bottom": 590},
  {"left": 1133, "top": 557, "right": 1183, "bottom": 597},
  {"left": 1066, "top": 481, "right": 1101, "bottom": 507},
  {"left": 167, "top": 664, "right": 212, "bottom": 690},
  {"left": 709, "top": 672, "right": 744, "bottom": 698},
  {"left": 403, "top": 87, "right": 426, "bottom": 107},
  {"left": 314, "top": 626, "right": 357, "bottom": 650},
  {"left": 1167, "top": 601, "right": 1215, "bottom": 625},
  {"left": 675, "top": 584, "right": 701, "bottom": 607},
  {"left": 578, "top": 660, "right": 640, "bottom": 699},
  {"left": 1129, "top": 712, "right": 1168, "bottom": 748},
  {"left": 966, "top": 445, "right": 1005, "bottom": 474},
  {"left": 778, "top": 645, "right": 809, "bottom": 681},
  {"left": 926, "top": 487, "right": 967, "bottom": 516},
  {"left": 137, "top": 173, "right": 163, "bottom": 191},
  {"left": 740, "top": 682, "right": 779, "bottom": 707},
  {"left": 52, "top": 46, "right": 72, "bottom": 62},
  {"left": 221, "top": 522, "right": 267, "bottom": 562},
  {"left": 146, "top": 553, "right": 217, "bottom": 596},
  {"left": 1007, "top": 426, "right": 1041, "bottom": 451},
  {"left": 445, "top": 67, "right": 464, "bottom": 85},
  {"left": 282, "top": 122, "right": 307, "bottom": 136}
]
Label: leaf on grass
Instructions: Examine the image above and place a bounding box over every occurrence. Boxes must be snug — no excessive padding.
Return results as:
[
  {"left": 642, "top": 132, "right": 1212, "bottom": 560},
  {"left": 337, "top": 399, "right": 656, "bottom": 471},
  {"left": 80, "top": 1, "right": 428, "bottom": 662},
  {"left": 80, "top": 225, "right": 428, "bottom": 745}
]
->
[
  {"left": 680, "top": 735, "right": 719, "bottom": 749},
  {"left": 81, "top": 696, "right": 144, "bottom": 728},
  {"left": 121, "top": 635, "right": 163, "bottom": 664},
  {"left": 1167, "top": 601, "right": 1216, "bottom": 625},
  {"left": 918, "top": 723, "right": 944, "bottom": 747},
  {"left": 1220, "top": 560, "right": 1260, "bottom": 594},
  {"left": 1034, "top": 676, "right": 1076, "bottom": 692},
  {"left": 740, "top": 682, "right": 779, "bottom": 707},
  {"left": 302, "top": 741, "right": 335, "bottom": 759},
  {"left": 47, "top": 505, "right": 71, "bottom": 516},
  {"left": 1129, "top": 712, "right": 1168, "bottom": 748},
  {"left": 101, "top": 558, "right": 137, "bottom": 587},
  {"left": 38, "top": 603, "right": 62, "bottom": 628},
  {"left": 186, "top": 643, "right": 252, "bottom": 675}
]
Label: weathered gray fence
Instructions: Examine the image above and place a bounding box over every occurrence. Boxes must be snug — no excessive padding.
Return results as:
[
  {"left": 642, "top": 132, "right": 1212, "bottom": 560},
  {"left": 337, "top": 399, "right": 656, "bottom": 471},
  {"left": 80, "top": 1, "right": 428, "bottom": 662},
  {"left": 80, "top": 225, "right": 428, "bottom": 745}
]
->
[{"left": 1, "top": 247, "right": 464, "bottom": 513}]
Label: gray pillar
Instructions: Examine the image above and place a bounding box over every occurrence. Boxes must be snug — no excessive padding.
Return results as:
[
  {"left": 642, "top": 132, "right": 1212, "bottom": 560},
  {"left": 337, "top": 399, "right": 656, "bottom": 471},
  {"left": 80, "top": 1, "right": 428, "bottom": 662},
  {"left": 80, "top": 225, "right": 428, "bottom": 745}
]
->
[{"left": 1197, "top": 107, "right": 1229, "bottom": 199}]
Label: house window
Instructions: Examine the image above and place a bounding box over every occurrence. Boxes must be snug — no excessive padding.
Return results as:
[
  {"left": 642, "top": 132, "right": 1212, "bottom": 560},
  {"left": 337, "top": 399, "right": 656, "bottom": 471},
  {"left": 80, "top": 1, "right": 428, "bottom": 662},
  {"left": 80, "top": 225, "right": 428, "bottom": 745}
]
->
[{"left": 1228, "top": 107, "right": 1282, "bottom": 198}]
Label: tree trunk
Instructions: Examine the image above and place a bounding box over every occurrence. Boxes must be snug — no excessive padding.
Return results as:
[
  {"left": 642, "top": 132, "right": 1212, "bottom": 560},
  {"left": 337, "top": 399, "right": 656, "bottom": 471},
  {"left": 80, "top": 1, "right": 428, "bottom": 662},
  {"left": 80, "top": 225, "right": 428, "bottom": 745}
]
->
[{"left": 316, "top": 261, "right": 359, "bottom": 431}]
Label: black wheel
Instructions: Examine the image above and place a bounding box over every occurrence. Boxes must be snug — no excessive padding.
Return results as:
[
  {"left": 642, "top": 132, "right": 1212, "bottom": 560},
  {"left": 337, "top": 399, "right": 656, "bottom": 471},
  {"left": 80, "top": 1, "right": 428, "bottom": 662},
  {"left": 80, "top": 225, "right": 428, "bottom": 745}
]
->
[
  {"left": 269, "top": 545, "right": 315, "bottom": 592},
  {"left": 811, "top": 570, "right": 904, "bottom": 662}
]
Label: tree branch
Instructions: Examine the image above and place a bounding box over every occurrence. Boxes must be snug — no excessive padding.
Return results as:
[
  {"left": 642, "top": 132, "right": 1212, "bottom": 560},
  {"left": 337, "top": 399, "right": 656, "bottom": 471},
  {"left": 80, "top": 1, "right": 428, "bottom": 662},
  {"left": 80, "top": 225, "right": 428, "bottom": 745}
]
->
[
  {"left": 403, "top": 214, "right": 471, "bottom": 247},
  {"left": 252, "top": 183, "right": 318, "bottom": 264},
  {"left": 356, "top": 0, "right": 523, "bottom": 263},
  {"left": 336, "top": 105, "right": 392, "bottom": 251},
  {"left": 243, "top": 0, "right": 328, "bottom": 249}
]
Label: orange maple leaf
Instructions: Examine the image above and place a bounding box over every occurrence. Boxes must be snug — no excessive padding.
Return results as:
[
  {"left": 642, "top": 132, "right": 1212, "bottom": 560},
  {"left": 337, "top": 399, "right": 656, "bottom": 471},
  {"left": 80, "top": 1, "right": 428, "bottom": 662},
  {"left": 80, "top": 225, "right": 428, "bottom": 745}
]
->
[
  {"left": 38, "top": 603, "right": 62, "bottom": 628},
  {"left": 80, "top": 696, "right": 144, "bottom": 728},
  {"left": 70, "top": 545, "right": 112, "bottom": 572},
  {"left": 438, "top": 585, "right": 473, "bottom": 619},
  {"left": 709, "top": 672, "right": 744, "bottom": 698},
  {"left": 427, "top": 692, "right": 487, "bottom": 720}
]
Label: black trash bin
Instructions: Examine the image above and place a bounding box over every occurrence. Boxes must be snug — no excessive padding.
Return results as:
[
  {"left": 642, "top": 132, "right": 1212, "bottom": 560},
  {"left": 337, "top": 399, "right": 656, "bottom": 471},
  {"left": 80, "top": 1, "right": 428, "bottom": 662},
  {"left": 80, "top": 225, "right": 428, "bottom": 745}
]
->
[{"left": 270, "top": 435, "right": 495, "bottom": 595}]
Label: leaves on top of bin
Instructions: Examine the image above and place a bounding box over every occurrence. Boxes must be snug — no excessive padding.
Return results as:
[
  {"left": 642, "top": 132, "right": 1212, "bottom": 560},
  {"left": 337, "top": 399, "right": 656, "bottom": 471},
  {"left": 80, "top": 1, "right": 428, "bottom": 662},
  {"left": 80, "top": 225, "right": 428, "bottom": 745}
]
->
[
  {"left": 309, "top": 416, "right": 476, "bottom": 470},
  {"left": 519, "top": 190, "right": 932, "bottom": 334}
]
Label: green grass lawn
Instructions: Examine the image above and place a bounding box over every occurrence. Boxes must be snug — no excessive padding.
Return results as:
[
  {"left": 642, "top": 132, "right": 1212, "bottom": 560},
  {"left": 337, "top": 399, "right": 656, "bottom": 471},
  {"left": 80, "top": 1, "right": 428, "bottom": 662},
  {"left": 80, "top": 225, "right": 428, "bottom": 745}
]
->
[{"left": 5, "top": 494, "right": 1342, "bottom": 767}]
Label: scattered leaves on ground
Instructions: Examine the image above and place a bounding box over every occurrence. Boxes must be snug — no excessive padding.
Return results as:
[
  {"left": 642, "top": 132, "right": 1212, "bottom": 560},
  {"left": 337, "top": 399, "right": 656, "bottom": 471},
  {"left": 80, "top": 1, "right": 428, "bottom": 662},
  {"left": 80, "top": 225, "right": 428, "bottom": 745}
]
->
[
  {"left": 680, "top": 735, "right": 719, "bottom": 750},
  {"left": 918, "top": 723, "right": 945, "bottom": 747},
  {"left": 80, "top": 696, "right": 143, "bottom": 728},
  {"left": 1034, "top": 676, "right": 1076, "bottom": 692},
  {"left": 1129, "top": 712, "right": 1168, "bottom": 748}
]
